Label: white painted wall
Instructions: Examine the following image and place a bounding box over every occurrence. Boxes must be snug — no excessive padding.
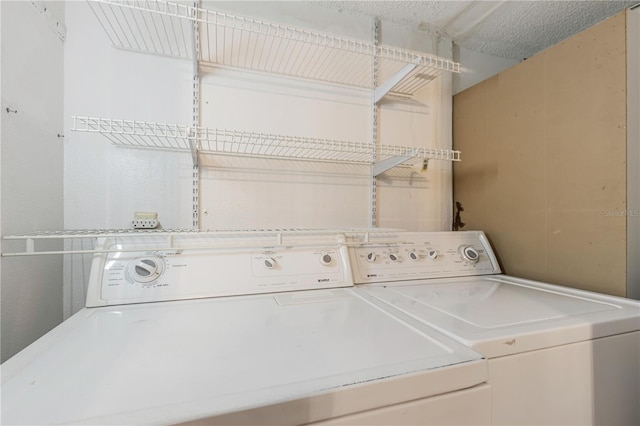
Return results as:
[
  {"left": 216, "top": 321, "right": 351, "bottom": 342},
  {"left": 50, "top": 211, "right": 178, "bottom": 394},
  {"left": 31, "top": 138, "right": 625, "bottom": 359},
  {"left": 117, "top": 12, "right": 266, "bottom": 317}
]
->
[
  {"left": 453, "top": 45, "right": 519, "bottom": 94},
  {"left": 1, "top": 1, "right": 65, "bottom": 362}
]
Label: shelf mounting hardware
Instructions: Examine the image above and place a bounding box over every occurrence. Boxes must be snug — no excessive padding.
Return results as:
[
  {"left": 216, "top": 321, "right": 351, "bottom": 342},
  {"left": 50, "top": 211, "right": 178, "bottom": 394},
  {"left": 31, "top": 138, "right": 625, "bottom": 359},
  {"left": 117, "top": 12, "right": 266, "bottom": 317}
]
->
[
  {"left": 374, "top": 59, "right": 421, "bottom": 104},
  {"left": 373, "top": 150, "right": 418, "bottom": 176}
]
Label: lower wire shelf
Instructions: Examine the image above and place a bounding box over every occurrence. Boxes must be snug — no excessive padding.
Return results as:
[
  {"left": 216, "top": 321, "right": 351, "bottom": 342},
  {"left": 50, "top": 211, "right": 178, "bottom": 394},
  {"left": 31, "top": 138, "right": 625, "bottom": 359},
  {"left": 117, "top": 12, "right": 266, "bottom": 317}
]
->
[
  {"left": 71, "top": 116, "right": 461, "bottom": 172},
  {"left": 1, "top": 228, "right": 405, "bottom": 256}
]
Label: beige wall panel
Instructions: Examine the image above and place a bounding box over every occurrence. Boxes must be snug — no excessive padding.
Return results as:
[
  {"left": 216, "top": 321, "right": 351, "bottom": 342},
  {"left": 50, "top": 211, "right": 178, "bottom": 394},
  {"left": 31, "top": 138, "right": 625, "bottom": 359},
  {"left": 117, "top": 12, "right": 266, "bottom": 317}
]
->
[
  {"left": 545, "top": 11, "right": 627, "bottom": 211},
  {"left": 452, "top": 78, "right": 493, "bottom": 230},
  {"left": 484, "top": 209, "right": 547, "bottom": 278},
  {"left": 487, "top": 55, "right": 548, "bottom": 277},
  {"left": 544, "top": 12, "right": 627, "bottom": 294},
  {"left": 453, "top": 11, "right": 627, "bottom": 296},
  {"left": 488, "top": 54, "right": 547, "bottom": 212},
  {"left": 546, "top": 211, "right": 626, "bottom": 295}
]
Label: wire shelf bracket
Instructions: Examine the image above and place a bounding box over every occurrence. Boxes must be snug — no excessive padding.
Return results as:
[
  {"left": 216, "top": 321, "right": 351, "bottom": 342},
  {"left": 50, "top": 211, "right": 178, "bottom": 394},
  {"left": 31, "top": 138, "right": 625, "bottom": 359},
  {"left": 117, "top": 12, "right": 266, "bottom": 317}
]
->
[
  {"left": 374, "top": 60, "right": 420, "bottom": 104},
  {"left": 373, "top": 151, "right": 417, "bottom": 176}
]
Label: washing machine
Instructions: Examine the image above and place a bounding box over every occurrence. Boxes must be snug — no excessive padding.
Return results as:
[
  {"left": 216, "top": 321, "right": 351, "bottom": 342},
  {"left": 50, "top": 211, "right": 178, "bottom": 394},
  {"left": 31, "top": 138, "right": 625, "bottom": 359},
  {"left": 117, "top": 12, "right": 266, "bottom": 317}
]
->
[
  {"left": 349, "top": 230, "right": 640, "bottom": 425},
  {"left": 1, "top": 232, "right": 490, "bottom": 425}
]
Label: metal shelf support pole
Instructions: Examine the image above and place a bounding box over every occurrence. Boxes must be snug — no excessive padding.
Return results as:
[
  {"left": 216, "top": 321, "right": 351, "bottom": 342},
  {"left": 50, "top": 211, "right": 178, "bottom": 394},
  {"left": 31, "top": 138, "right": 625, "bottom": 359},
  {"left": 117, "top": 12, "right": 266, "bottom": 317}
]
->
[
  {"left": 369, "top": 18, "right": 380, "bottom": 228},
  {"left": 191, "top": 1, "right": 201, "bottom": 230}
]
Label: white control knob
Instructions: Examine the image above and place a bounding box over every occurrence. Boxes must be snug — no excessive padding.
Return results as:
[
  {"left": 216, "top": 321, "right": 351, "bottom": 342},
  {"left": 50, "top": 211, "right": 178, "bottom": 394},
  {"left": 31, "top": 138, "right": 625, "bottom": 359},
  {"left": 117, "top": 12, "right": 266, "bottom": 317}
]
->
[
  {"left": 130, "top": 257, "right": 164, "bottom": 283},
  {"left": 388, "top": 253, "right": 400, "bottom": 262},
  {"left": 263, "top": 257, "right": 277, "bottom": 269},
  {"left": 459, "top": 246, "right": 480, "bottom": 264},
  {"left": 428, "top": 250, "right": 439, "bottom": 260},
  {"left": 366, "top": 252, "right": 377, "bottom": 263},
  {"left": 320, "top": 253, "right": 333, "bottom": 266},
  {"left": 408, "top": 251, "right": 419, "bottom": 261}
]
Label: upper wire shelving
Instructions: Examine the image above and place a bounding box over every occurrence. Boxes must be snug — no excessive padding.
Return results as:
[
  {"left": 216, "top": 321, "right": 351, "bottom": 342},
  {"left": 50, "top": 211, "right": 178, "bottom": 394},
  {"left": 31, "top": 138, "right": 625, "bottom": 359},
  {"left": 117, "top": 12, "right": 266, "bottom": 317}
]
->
[
  {"left": 87, "top": 0, "right": 460, "bottom": 99},
  {"left": 72, "top": 116, "right": 461, "bottom": 172}
]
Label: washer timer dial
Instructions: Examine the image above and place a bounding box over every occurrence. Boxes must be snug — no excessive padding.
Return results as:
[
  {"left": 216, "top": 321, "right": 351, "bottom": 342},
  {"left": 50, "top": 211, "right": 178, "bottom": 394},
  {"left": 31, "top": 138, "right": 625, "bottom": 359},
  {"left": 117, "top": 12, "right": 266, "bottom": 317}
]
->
[
  {"left": 263, "top": 257, "right": 278, "bottom": 269},
  {"left": 129, "top": 257, "right": 164, "bottom": 283}
]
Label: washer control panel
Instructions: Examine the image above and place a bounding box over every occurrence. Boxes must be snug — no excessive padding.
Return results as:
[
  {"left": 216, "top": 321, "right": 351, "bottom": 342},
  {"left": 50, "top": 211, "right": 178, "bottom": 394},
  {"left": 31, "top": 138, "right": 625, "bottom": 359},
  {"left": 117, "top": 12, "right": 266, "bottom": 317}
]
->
[
  {"left": 349, "top": 231, "right": 501, "bottom": 284},
  {"left": 87, "top": 240, "right": 351, "bottom": 307}
]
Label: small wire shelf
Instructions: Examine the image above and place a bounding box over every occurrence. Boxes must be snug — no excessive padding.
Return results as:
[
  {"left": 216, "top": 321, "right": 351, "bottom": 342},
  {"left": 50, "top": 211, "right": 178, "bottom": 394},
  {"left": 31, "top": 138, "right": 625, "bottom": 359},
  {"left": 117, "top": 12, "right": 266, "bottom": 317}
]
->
[
  {"left": 87, "top": 0, "right": 460, "bottom": 97},
  {"left": 72, "top": 116, "right": 461, "bottom": 166}
]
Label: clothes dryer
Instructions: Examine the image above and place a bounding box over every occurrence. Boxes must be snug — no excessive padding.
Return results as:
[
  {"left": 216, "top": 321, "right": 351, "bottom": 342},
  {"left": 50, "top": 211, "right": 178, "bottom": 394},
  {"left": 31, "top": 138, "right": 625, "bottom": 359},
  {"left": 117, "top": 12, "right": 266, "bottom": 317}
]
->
[{"left": 349, "top": 231, "right": 640, "bottom": 426}]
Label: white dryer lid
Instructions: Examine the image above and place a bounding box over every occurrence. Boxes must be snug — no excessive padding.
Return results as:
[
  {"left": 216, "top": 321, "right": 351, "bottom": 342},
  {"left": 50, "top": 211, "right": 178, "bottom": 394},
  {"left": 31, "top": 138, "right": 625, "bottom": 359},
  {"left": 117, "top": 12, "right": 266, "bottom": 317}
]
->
[
  {"left": 360, "top": 275, "right": 640, "bottom": 358},
  {"left": 1, "top": 288, "right": 486, "bottom": 425}
]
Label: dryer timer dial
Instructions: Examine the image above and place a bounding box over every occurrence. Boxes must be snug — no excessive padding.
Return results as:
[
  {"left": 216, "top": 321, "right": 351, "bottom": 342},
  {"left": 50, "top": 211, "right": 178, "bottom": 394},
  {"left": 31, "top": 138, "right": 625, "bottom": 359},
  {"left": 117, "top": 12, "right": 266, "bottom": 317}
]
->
[
  {"left": 320, "top": 253, "right": 333, "bottom": 266},
  {"left": 459, "top": 246, "right": 480, "bottom": 264}
]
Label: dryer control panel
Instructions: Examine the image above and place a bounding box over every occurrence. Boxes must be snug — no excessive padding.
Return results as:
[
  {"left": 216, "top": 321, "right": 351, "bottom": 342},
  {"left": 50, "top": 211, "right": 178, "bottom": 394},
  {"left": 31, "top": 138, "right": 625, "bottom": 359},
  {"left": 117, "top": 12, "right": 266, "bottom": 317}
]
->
[
  {"left": 348, "top": 231, "right": 501, "bottom": 284},
  {"left": 86, "top": 236, "right": 352, "bottom": 307}
]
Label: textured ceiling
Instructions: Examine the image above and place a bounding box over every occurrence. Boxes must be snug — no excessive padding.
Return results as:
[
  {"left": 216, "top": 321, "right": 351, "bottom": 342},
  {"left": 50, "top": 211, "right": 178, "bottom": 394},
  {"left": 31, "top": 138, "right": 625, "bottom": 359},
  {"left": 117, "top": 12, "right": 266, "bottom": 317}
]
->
[{"left": 317, "top": 1, "right": 637, "bottom": 60}]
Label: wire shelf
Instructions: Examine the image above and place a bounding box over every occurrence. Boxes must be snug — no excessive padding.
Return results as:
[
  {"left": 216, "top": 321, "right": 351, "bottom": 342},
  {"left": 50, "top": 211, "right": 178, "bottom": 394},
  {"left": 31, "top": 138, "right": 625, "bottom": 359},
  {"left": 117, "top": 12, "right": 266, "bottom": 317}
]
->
[
  {"left": 72, "top": 116, "right": 193, "bottom": 151},
  {"left": 88, "top": 0, "right": 194, "bottom": 60},
  {"left": 376, "top": 145, "right": 461, "bottom": 162},
  {"left": 1, "top": 228, "right": 405, "bottom": 256},
  {"left": 88, "top": 0, "right": 460, "bottom": 97},
  {"left": 72, "top": 116, "right": 462, "bottom": 166},
  {"left": 196, "top": 128, "right": 374, "bottom": 164}
]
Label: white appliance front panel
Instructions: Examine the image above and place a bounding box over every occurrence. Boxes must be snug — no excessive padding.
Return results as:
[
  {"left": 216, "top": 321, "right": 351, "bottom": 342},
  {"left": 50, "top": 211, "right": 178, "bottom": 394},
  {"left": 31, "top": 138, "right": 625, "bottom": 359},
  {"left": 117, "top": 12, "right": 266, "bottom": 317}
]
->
[
  {"left": 87, "top": 237, "right": 352, "bottom": 306},
  {"left": 349, "top": 231, "right": 501, "bottom": 283},
  {"left": 1, "top": 288, "right": 486, "bottom": 426},
  {"left": 360, "top": 275, "right": 640, "bottom": 358}
]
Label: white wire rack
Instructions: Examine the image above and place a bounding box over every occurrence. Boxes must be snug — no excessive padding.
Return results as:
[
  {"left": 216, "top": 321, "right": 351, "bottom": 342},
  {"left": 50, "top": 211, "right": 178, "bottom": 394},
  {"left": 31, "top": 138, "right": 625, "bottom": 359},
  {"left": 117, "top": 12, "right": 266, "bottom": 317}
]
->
[
  {"left": 72, "top": 116, "right": 462, "bottom": 169},
  {"left": 196, "top": 128, "right": 373, "bottom": 163},
  {"left": 87, "top": 0, "right": 460, "bottom": 98},
  {"left": 72, "top": 116, "right": 193, "bottom": 151},
  {"left": 1, "top": 228, "right": 405, "bottom": 256},
  {"left": 88, "top": 0, "right": 194, "bottom": 59}
]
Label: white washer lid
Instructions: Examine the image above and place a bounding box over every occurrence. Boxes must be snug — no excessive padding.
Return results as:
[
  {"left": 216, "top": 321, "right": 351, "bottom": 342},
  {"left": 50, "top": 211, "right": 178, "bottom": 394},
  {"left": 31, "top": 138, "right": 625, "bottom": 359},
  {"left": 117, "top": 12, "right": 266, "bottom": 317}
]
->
[
  {"left": 1, "top": 288, "right": 485, "bottom": 425},
  {"left": 361, "top": 275, "right": 640, "bottom": 358}
]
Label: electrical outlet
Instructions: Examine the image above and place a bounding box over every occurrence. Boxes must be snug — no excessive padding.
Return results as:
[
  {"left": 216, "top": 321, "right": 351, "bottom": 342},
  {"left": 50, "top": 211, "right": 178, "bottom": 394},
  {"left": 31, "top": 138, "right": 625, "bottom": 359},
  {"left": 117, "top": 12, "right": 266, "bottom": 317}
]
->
[{"left": 132, "top": 212, "right": 159, "bottom": 229}]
